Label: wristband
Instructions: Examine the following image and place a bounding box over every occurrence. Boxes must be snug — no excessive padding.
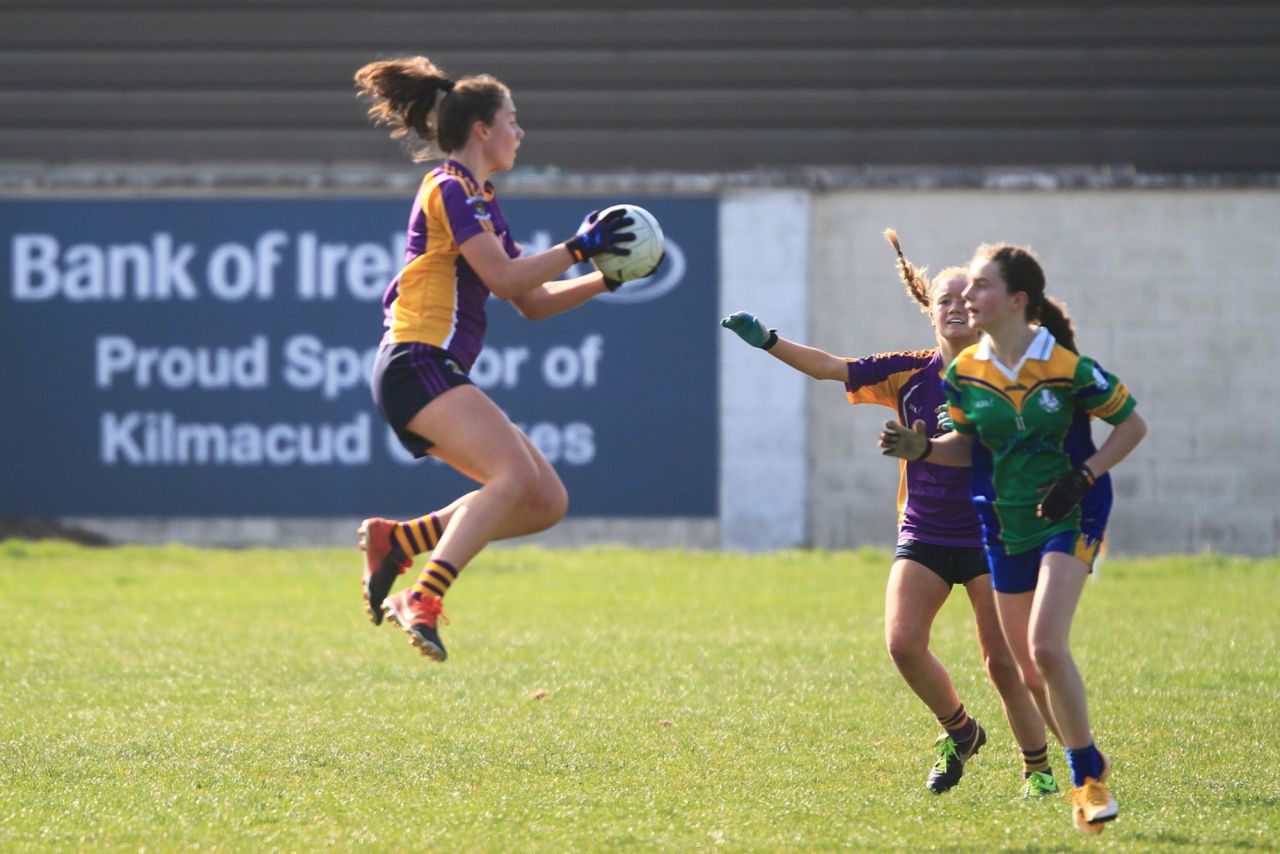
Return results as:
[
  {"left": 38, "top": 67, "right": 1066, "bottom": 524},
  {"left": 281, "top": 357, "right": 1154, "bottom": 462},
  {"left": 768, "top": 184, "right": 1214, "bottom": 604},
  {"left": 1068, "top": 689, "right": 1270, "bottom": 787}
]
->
[
  {"left": 762, "top": 329, "right": 779, "bottom": 350},
  {"left": 603, "top": 275, "right": 622, "bottom": 292},
  {"left": 917, "top": 438, "right": 933, "bottom": 461},
  {"left": 1078, "top": 464, "right": 1095, "bottom": 486}
]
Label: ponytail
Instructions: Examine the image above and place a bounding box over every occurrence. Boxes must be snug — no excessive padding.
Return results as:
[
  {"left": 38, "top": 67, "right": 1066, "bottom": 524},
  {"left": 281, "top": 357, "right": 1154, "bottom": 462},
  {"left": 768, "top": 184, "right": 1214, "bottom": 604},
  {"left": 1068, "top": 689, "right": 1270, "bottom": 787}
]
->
[
  {"left": 354, "top": 56, "right": 509, "bottom": 161},
  {"left": 883, "top": 228, "right": 930, "bottom": 313},
  {"left": 1037, "top": 296, "right": 1077, "bottom": 353}
]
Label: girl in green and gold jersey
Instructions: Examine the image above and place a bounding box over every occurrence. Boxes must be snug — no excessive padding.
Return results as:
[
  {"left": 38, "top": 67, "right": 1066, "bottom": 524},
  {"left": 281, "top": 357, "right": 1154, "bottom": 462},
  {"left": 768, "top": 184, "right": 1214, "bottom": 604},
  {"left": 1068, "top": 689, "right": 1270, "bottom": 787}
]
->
[{"left": 880, "top": 243, "right": 1147, "bottom": 835}]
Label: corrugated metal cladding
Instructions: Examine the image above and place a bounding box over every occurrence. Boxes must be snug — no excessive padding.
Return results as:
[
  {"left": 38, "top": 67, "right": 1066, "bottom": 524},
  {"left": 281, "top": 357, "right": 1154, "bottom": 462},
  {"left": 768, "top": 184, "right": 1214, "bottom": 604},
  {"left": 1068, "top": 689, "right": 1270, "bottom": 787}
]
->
[{"left": 2, "top": 1, "right": 1279, "bottom": 174}]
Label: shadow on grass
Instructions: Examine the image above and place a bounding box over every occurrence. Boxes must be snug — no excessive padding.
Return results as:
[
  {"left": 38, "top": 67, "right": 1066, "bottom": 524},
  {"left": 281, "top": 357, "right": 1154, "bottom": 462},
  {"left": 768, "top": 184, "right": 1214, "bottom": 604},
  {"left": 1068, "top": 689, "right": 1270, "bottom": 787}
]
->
[{"left": 0, "top": 516, "right": 111, "bottom": 546}]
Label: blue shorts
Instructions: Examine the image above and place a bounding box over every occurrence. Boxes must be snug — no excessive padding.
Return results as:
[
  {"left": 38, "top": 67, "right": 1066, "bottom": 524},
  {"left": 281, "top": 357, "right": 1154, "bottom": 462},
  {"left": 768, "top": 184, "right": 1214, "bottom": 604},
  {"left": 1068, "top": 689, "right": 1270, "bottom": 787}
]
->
[
  {"left": 370, "top": 341, "right": 473, "bottom": 458},
  {"left": 987, "top": 529, "right": 1104, "bottom": 594},
  {"left": 894, "top": 540, "right": 989, "bottom": 587}
]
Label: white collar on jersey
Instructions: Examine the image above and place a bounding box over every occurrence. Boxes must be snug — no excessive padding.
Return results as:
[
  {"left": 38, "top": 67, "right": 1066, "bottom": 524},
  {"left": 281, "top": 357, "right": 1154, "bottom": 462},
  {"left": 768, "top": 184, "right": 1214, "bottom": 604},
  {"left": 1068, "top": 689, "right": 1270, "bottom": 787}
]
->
[{"left": 974, "top": 326, "right": 1055, "bottom": 382}]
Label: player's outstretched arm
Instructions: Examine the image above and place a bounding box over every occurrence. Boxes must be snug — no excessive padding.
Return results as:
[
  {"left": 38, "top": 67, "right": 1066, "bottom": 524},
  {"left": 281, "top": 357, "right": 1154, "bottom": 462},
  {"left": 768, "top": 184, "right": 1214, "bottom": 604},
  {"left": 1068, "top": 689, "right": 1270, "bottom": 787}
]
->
[
  {"left": 879, "top": 419, "right": 971, "bottom": 466},
  {"left": 720, "top": 311, "right": 847, "bottom": 381}
]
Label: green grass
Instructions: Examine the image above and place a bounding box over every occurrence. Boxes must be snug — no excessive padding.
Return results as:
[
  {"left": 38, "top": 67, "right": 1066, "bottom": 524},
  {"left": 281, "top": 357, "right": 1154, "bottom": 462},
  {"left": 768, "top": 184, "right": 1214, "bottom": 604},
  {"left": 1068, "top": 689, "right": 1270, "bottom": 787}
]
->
[{"left": 2, "top": 541, "right": 1277, "bottom": 852}]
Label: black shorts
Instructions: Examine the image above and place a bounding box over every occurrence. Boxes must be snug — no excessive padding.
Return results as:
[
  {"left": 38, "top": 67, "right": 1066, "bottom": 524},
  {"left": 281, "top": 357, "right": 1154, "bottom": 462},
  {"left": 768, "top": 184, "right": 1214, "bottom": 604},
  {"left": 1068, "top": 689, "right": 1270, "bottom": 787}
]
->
[
  {"left": 370, "top": 341, "right": 473, "bottom": 458},
  {"left": 893, "top": 540, "right": 990, "bottom": 587}
]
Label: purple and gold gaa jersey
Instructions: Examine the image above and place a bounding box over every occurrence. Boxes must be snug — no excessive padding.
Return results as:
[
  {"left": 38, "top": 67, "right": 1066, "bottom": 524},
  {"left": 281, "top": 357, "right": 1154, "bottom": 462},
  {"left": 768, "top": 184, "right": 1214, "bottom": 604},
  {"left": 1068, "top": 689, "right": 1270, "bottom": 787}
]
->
[
  {"left": 845, "top": 349, "right": 983, "bottom": 548},
  {"left": 944, "top": 327, "right": 1137, "bottom": 555},
  {"left": 381, "top": 159, "right": 520, "bottom": 371}
]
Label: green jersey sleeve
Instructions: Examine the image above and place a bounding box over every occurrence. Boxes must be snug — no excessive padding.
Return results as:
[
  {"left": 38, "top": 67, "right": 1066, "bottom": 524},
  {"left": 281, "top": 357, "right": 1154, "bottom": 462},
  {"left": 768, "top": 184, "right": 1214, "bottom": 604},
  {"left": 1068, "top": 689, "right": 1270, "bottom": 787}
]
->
[{"left": 1073, "top": 356, "right": 1137, "bottom": 425}]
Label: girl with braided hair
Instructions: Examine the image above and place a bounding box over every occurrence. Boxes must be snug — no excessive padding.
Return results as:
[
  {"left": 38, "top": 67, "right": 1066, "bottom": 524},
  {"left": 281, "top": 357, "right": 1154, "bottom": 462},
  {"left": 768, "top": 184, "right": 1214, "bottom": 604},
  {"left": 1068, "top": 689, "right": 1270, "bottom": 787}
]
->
[
  {"left": 722, "top": 231, "right": 1058, "bottom": 797},
  {"left": 350, "top": 56, "right": 657, "bottom": 662},
  {"left": 880, "top": 242, "right": 1147, "bottom": 833}
]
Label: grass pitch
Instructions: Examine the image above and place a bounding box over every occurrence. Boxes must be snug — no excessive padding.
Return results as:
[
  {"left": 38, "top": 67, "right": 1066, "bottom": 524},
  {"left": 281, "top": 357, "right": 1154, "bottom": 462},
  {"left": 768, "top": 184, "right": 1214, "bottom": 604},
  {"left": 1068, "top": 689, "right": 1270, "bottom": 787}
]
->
[{"left": 2, "top": 540, "right": 1277, "bottom": 852}]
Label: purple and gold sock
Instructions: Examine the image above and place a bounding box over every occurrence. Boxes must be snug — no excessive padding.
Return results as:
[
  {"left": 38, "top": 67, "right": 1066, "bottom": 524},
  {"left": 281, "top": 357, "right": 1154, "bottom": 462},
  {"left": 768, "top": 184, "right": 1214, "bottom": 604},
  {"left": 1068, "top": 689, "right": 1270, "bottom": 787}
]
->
[
  {"left": 1021, "top": 744, "right": 1052, "bottom": 776},
  {"left": 937, "top": 704, "right": 978, "bottom": 751},
  {"left": 393, "top": 513, "right": 444, "bottom": 560},
  {"left": 410, "top": 558, "right": 459, "bottom": 601}
]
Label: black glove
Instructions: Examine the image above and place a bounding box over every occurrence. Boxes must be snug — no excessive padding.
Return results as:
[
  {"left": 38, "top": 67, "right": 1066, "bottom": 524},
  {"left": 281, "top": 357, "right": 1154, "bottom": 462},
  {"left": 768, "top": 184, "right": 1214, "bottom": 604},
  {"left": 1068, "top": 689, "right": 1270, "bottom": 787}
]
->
[
  {"left": 565, "top": 208, "right": 635, "bottom": 263},
  {"left": 1036, "top": 465, "right": 1095, "bottom": 522},
  {"left": 601, "top": 251, "right": 666, "bottom": 292}
]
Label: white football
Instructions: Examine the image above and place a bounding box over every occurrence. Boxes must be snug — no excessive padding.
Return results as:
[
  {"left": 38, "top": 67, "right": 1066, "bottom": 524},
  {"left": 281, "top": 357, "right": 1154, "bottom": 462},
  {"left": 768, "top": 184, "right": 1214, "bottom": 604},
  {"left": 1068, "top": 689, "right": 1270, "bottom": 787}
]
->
[{"left": 591, "top": 204, "right": 665, "bottom": 282}]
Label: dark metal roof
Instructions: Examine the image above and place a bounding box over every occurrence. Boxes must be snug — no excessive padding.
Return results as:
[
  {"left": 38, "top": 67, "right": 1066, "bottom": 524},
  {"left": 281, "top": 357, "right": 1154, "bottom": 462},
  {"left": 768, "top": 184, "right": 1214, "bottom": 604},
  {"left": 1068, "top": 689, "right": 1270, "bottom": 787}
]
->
[{"left": 3, "top": 2, "right": 1278, "bottom": 178}]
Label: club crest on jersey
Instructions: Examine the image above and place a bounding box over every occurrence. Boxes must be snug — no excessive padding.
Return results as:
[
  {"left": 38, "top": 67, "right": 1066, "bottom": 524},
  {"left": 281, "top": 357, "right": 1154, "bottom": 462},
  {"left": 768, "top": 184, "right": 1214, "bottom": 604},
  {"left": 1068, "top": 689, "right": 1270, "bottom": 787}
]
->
[
  {"left": 467, "top": 194, "right": 492, "bottom": 222},
  {"left": 1038, "top": 388, "right": 1062, "bottom": 412}
]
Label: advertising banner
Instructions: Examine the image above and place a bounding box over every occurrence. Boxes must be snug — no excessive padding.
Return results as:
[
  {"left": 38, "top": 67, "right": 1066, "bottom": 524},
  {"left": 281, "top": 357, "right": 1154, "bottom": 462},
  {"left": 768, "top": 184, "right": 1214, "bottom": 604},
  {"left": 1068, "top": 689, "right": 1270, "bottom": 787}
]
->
[{"left": 1, "top": 196, "right": 718, "bottom": 517}]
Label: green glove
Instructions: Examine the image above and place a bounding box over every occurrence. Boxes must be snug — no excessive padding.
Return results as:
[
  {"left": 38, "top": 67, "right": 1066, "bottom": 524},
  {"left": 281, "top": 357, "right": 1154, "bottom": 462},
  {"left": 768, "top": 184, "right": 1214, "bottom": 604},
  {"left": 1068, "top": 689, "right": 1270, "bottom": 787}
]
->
[
  {"left": 879, "top": 420, "right": 932, "bottom": 461},
  {"left": 720, "top": 311, "right": 778, "bottom": 350}
]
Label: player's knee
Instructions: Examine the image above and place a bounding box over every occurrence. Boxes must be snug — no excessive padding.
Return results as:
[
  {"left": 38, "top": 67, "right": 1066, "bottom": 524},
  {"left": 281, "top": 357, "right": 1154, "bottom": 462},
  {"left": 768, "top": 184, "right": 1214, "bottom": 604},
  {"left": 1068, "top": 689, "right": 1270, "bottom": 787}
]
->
[
  {"left": 983, "top": 648, "right": 1023, "bottom": 694},
  {"left": 1029, "top": 639, "right": 1071, "bottom": 677},
  {"left": 504, "top": 466, "right": 566, "bottom": 530},
  {"left": 488, "top": 460, "right": 544, "bottom": 507},
  {"left": 1016, "top": 662, "right": 1046, "bottom": 696},
  {"left": 528, "top": 474, "right": 568, "bottom": 530},
  {"left": 886, "top": 631, "right": 928, "bottom": 670}
]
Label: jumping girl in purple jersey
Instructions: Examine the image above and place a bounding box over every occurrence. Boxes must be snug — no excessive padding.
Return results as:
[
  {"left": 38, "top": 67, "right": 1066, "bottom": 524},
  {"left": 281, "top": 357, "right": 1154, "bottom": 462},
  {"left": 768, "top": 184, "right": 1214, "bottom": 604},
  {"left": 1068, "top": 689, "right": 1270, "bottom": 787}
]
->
[
  {"left": 722, "top": 231, "right": 1058, "bottom": 797},
  {"left": 351, "top": 56, "right": 659, "bottom": 662}
]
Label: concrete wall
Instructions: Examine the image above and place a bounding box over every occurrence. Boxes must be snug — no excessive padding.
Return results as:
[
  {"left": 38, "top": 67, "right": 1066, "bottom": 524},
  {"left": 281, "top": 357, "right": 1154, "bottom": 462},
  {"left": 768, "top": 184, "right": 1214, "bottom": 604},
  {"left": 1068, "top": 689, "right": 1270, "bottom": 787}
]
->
[{"left": 799, "top": 189, "right": 1280, "bottom": 556}]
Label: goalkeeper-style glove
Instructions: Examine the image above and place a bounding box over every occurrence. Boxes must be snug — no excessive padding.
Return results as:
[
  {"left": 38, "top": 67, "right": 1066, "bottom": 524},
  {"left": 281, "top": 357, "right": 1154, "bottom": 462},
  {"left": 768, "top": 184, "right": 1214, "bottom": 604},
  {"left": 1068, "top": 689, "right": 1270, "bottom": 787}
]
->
[
  {"left": 720, "top": 311, "right": 779, "bottom": 350},
  {"left": 565, "top": 207, "right": 634, "bottom": 263},
  {"left": 879, "top": 420, "right": 932, "bottom": 461},
  {"left": 1037, "top": 465, "right": 1096, "bottom": 522}
]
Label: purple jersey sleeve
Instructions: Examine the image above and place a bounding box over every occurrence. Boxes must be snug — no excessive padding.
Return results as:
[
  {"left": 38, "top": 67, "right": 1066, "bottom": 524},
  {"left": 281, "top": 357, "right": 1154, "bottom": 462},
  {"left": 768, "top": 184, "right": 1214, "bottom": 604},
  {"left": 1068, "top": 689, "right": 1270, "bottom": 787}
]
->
[{"left": 439, "top": 178, "right": 494, "bottom": 247}]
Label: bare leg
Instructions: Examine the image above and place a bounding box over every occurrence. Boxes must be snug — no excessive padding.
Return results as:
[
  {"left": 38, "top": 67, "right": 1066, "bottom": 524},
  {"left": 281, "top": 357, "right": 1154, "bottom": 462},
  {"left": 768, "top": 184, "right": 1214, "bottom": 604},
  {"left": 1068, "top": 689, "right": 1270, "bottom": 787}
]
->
[
  {"left": 1028, "top": 553, "right": 1093, "bottom": 749},
  {"left": 884, "top": 560, "right": 962, "bottom": 716},
  {"left": 994, "top": 590, "right": 1064, "bottom": 744},
  {"left": 964, "top": 575, "right": 1055, "bottom": 749},
  {"left": 427, "top": 431, "right": 567, "bottom": 542},
  {"left": 404, "top": 385, "right": 567, "bottom": 572}
]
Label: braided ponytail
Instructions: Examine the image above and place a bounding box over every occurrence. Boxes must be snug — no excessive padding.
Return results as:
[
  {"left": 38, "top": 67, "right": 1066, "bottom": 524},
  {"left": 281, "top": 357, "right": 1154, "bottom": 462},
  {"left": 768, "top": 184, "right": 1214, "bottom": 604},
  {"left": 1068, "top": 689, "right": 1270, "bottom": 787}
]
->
[{"left": 883, "top": 228, "right": 931, "bottom": 313}]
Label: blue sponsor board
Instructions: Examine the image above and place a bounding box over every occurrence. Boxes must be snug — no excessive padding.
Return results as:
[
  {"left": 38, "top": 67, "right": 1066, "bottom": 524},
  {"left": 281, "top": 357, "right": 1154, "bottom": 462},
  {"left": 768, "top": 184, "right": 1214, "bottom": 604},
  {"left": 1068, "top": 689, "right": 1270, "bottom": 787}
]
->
[{"left": 0, "top": 196, "right": 718, "bottom": 517}]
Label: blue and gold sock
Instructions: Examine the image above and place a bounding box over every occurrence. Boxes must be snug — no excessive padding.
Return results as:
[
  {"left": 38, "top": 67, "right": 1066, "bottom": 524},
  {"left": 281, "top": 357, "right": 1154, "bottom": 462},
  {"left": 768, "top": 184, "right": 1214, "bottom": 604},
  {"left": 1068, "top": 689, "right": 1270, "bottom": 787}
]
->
[
  {"left": 410, "top": 558, "right": 459, "bottom": 601},
  {"left": 1065, "top": 743, "right": 1104, "bottom": 787},
  {"left": 392, "top": 513, "right": 443, "bottom": 561},
  {"left": 937, "top": 704, "right": 978, "bottom": 751}
]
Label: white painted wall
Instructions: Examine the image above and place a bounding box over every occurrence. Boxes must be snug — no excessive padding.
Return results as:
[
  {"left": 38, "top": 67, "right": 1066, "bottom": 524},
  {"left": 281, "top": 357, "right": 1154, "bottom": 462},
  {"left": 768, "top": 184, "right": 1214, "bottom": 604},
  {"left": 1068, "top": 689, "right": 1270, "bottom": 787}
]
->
[{"left": 718, "top": 190, "right": 811, "bottom": 550}]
